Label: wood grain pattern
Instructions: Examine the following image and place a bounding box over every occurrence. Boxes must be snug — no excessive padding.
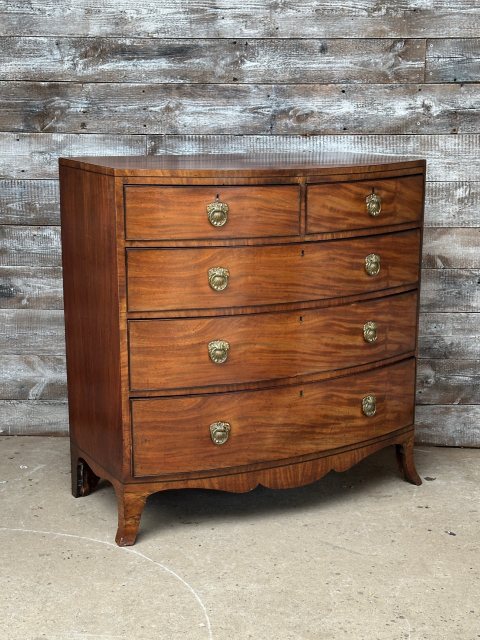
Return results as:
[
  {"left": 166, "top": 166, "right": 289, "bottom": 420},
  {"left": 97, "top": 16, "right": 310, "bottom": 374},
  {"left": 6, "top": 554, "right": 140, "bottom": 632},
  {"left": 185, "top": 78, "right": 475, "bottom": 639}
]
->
[
  {"left": 415, "top": 405, "right": 480, "bottom": 447},
  {"left": 0, "top": 180, "right": 59, "bottom": 225},
  {"left": 125, "top": 184, "right": 300, "bottom": 240},
  {"left": 131, "top": 359, "right": 416, "bottom": 477},
  {"left": 3, "top": 82, "right": 479, "bottom": 135},
  {"left": 0, "top": 133, "right": 145, "bottom": 179},
  {"left": 0, "top": 400, "right": 68, "bottom": 435},
  {"left": 60, "top": 165, "right": 124, "bottom": 478},
  {"left": 129, "top": 291, "right": 418, "bottom": 392},
  {"left": 0, "top": 355, "right": 66, "bottom": 400},
  {"left": 424, "top": 181, "right": 480, "bottom": 227},
  {"left": 418, "top": 313, "right": 480, "bottom": 359},
  {"left": 1, "top": 1, "right": 478, "bottom": 38},
  {"left": 426, "top": 38, "right": 480, "bottom": 83},
  {"left": 0, "top": 133, "right": 478, "bottom": 181},
  {"left": 79, "top": 428, "right": 416, "bottom": 546},
  {"left": 0, "top": 37, "right": 426, "bottom": 84},
  {"left": 0, "top": 225, "right": 61, "bottom": 266},
  {"left": 147, "top": 134, "right": 480, "bottom": 182},
  {"left": 420, "top": 269, "right": 480, "bottom": 312},
  {"left": 127, "top": 230, "right": 420, "bottom": 312},
  {"left": 306, "top": 174, "right": 423, "bottom": 233},
  {"left": 0, "top": 266, "right": 63, "bottom": 309},
  {"left": 417, "top": 359, "right": 480, "bottom": 405},
  {"left": 0, "top": 309, "right": 64, "bottom": 354},
  {"left": 1, "top": 0, "right": 478, "bottom": 446},
  {"left": 422, "top": 228, "right": 480, "bottom": 268}
]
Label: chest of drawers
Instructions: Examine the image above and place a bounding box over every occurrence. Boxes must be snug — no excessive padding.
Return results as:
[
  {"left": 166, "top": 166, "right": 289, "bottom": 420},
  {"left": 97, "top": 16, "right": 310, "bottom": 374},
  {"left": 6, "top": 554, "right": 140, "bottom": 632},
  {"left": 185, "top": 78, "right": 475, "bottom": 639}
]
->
[{"left": 59, "top": 153, "right": 425, "bottom": 546}]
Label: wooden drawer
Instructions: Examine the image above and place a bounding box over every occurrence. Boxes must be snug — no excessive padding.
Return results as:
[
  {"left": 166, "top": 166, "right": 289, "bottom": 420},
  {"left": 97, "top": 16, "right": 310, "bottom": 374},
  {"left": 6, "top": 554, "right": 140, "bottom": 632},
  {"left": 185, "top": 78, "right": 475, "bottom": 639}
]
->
[
  {"left": 127, "top": 229, "right": 420, "bottom": 312},
  {"left": 129, "top": 291, "right": 418, "bottom": 391},
  {"left": 306, "top": 175, "right": 423, "bottom": 233},
  {"left": 132, "top": 358, "right": 416, "bottom": 477},
  {"left": 124, "top": 185, "right": 300, "bottom": 240}
]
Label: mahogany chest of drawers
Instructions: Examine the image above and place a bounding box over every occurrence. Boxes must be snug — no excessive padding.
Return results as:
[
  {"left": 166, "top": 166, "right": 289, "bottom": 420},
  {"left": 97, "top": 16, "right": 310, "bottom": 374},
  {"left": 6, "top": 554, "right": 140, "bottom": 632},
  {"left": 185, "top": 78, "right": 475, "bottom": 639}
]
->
[{"left": 59, "top": 153, "right": 425, "bottom": 546}]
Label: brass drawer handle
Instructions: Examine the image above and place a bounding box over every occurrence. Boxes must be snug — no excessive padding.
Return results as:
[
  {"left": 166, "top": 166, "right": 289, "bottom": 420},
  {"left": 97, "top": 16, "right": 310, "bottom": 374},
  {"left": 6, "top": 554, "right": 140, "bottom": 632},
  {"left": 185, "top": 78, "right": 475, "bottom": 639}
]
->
[
  {"left": 208, "top": 267, "right": 230, "bottom": 291},
  {"left": 210, "top": 421, "right": 231, "bottom": 445},
  {"left": 365, "top": 253, "right": 381, "bottom": 276},
  {"left": 362, "top": 394, "right": 377, "bottom": 417},
  {"left": 363, "top": 321, "right": 378, "bottom": 343},
  {"left": 207, "top": 198, "right": 229, "bottom": 227},
  {"left": 208, "top": 340, "right": 230, "bottom": 364},
  {"left": 366, "top": 192, "right": 382, "bottom": 217}
]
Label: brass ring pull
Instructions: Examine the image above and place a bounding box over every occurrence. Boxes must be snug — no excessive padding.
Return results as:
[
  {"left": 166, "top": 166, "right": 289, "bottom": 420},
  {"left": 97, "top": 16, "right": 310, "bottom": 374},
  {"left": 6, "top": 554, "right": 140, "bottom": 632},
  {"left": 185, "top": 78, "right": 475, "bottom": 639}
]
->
[
  {"left": 207, "top": 198, "right": 229, "bottom": 227},
  {"left": 210, "top": 421, "right": 231, "bottom": 445},
  {"left": 366, "top": 192, "right": 382, "bottom": 217},
  {"left": 208, "top": 267, "right": 230, "bottom": 292},
  {"left": 363, "top": 321, "right": 378, "bottom": 343},
  {"left": 362, "top": 394, "right": 377, "bottom": 417},
  {"left": 365, "top": 253, "right": 381, "bottom": 276},
  {"left": 208, "top": 340, "right": 230, "bottom": 364}
]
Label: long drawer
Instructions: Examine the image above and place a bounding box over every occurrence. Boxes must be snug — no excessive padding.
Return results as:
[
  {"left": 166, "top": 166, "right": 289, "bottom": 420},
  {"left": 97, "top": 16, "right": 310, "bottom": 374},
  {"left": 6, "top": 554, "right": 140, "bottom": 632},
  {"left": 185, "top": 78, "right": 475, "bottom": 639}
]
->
[
  {"left": 126, "top": 229, "right": 420, "bottom": 312},
  {"left": 132, "top": 358, "right": 416, "bottom": 477},
  {"left": 124, "top": 185, "right": 300, "bottom": 240},
  {"left": 306, "top": 174, "right": 423, "bottom": 233},
  {"left": 129, "top": 291, "right": 418, "bottom": 391}
]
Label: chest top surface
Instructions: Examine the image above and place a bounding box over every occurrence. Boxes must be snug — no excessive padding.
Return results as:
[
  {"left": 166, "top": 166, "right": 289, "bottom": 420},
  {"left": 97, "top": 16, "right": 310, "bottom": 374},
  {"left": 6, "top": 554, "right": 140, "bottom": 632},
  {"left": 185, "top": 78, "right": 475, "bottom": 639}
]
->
[{"left": 59, "top": 153, "right": 425, "bottom": 177}]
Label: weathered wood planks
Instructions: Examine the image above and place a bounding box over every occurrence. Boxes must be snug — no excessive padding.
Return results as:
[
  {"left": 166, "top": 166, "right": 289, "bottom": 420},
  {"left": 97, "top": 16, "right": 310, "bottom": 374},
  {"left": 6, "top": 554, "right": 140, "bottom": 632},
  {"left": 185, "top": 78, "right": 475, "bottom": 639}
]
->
[
  {"left": 2, "top": 82, "right": 479, "bottom": 135},
  {"left": 422, "top": 229, "right": 480, "bottom": 268},
  {"left": 424, "top": 181, "right": 480, "bottom": 228},
  {"left": 0, "top": 2, "right": 478, "bottom": 445},
  {"left": 0, "top": 266, "right": 63, "bottom": 309},
  {"left": 417, "top": 360, "right": 480, "bottom": 405},
  {"left": 0, "top": 133, "right": 145, "bottom": 179},
  {"left": 0, "top": 355, "right": 66, "bottom": 400},
  {"left": 427, "top": 38, "right": 480, "bottom": 83},
  {"left": 0, "top": 310, "right": 65, "bottom": 354},
  {"left": 1, "top": 1, "right": 479, "bottom": 38},
  {"left": 0, "top": 400, "right": 68, "bottom": 435},
  {"left": 415, "top": 406, "right": 480, "bottom": 447},
  {"left": 421, "top": 270, "right": 480, "bottom": 313},
  {"left": 0, "top": 226, "right": 61, "bottom": 266},
  {"left": 0, "top": 38, "right": 426, "bottom": 84},
  {"left": 0, "top": 180, "right": 60, "bottom": 225},
  {"left": 1, "top": 133, "right": 480, "bottom": 180},
  {"left": 419, "top": 313, "right": 480, "bottom": 359}
]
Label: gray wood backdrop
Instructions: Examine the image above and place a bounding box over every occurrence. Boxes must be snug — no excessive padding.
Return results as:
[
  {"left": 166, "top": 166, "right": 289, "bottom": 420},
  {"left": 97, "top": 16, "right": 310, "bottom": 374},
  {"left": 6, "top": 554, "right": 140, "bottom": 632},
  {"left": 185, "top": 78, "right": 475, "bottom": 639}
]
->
[{"left": 0, "top": 1, "right": 479, "bottom": 445}]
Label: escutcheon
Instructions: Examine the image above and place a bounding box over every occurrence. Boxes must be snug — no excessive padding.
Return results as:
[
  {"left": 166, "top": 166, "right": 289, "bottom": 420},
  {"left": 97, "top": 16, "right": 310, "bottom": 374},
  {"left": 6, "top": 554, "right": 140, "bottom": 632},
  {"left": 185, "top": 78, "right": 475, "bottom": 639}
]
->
[
  {"left": 210, "top": 421, "right": 231, "bottom": 445},
  {"left": 208, "top": 340, "right": 230, "bottom": 364},
  {"left": 363, "top": 320, "right": 378, "bottom": 343},
  {"left": 208, "top": 267, "right": 230, "bottom": 291},
  {"left": 362, "top": 394, "right": 377, "bottom": 417},
  {"left": 366, "top": 192, "right": 382, "bottom": 217},
  {"left": 365, "top": 253, "right": 381, "bottom": 276},
  {"left": 207, "top": 199, "right": 229, "bottom": 227}
]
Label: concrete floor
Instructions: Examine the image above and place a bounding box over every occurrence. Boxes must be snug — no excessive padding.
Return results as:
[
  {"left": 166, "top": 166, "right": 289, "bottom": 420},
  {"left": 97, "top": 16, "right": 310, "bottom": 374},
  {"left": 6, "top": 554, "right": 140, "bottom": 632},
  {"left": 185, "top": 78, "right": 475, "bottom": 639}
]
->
[{"left": 0, "top": 437, "right": 479, "bottom": 640}]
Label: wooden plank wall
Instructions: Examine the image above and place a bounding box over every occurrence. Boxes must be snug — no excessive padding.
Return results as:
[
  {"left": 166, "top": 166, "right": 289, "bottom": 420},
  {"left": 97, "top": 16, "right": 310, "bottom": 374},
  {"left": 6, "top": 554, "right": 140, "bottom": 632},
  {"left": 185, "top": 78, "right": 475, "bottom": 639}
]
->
[{"left": 0, "top": 1, "right": 479, "bottom": 445}]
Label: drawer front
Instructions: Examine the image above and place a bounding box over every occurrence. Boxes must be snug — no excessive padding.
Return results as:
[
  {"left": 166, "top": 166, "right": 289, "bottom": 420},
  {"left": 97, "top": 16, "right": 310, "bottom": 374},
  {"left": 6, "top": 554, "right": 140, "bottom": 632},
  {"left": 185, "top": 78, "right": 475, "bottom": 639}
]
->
[
  {"left": 125, "top": 185, "right": 300, "bottom": 240},
  {"left": 127, "top": 229, "right": 420, "bottom": 312},
  {"left": 132, "top": 358, "right": 416, "bottom": 477},
  {"left": 306, "top": 175, "right": 423, "bottom": 233},
  {"left": 129, "top": 291, "right": 418, "bottom": 391}
]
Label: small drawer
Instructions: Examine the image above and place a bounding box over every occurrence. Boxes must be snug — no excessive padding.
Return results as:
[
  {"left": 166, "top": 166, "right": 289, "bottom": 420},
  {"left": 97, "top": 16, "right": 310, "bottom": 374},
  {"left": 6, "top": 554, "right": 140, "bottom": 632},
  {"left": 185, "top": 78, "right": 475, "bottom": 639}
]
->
[
  {"left": 131, "top": 358, "right": 416, "bottom": 477},
  {"left": 306, "top": 175, "right": 423, "bottom": 233},
  {"left": 128, "top": 291, "right": 418, "bottom": 392},
  {"left": 126, "top": 229, "right": 420, "bottom": 312},
  {"left": 124, "top": 185, "right": 300, "bottom": 240}
]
